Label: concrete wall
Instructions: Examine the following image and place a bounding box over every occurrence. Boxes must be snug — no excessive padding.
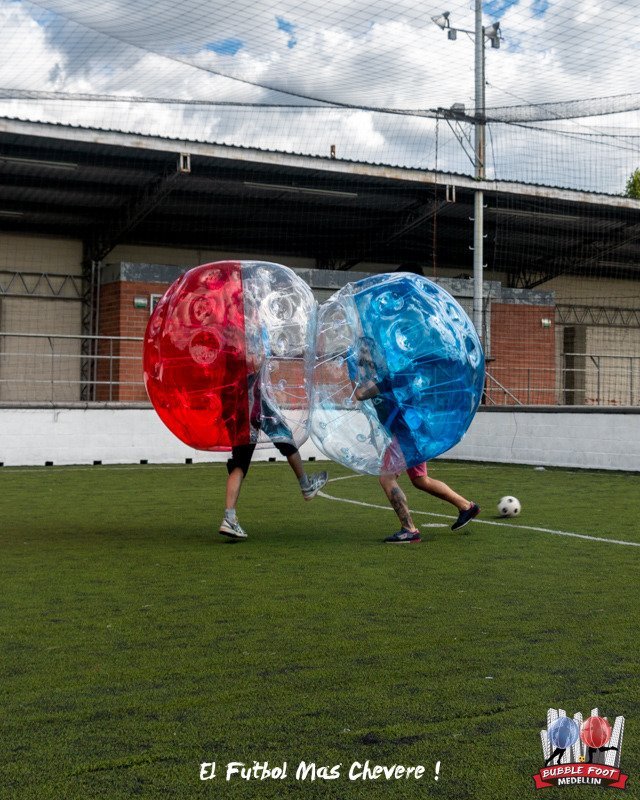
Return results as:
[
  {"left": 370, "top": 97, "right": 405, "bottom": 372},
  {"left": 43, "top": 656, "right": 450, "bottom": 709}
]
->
[
  {"left": 1, "top": 407, "right": 638, "bottom": 471},
  {"left": 0, "top": 406, "right": 325, "bottom": 467},
  {"left": 448, "top": 408, "right": 640, "bottom": 472}
]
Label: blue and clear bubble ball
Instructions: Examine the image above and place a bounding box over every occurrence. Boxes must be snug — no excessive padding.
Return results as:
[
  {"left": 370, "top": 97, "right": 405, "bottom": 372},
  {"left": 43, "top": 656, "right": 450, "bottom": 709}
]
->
[
  {"left": 310, "top": 272, "right": 485, "bottom": 475},
  {"left": 548, "top": 717, "right": 580, "bottom": 750}
]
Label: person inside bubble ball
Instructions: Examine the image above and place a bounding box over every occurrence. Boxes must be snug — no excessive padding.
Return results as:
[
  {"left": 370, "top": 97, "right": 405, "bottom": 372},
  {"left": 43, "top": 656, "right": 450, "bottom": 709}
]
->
[
  {"left": 219, "top": 365, "right": 328, "bottom": 541},
  {"left": 350, "top": 337, "right": 480, "bottom": 543}
]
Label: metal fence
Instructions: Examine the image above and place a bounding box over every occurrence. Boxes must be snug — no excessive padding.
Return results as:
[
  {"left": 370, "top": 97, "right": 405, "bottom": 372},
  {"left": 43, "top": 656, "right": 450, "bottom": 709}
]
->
[
  {"left": 0, "top": 332, "right": 146, "bottom": 403},
  {"left": 1, "top": 332, "right": 639, "bottom": 407},
  {"left": 485, "top": 353, "right": 640, "bottom": 406}
]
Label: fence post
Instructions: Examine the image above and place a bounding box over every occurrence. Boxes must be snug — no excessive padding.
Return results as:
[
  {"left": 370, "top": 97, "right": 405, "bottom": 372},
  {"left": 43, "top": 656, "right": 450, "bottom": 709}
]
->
[
  {"left": 109, "top": 338, "right": 113, "bottom": 402},
  {"left": 48, "top": 335, "right": 54, "bottom": 402}
]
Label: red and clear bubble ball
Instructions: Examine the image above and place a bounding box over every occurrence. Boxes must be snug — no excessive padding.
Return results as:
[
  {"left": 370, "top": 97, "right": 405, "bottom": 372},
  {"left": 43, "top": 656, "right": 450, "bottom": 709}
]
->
[
  {"left": 580, "top": 716, "right": 612, "bottom": 749},
  {"left": 143, "top": 260, "right": 315, "bottom": 451}
]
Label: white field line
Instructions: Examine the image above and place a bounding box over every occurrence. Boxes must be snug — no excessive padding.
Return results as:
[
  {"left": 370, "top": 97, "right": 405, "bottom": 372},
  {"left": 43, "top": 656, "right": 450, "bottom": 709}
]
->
[
  {"left": 5, "top": 464, "right": 639, "bottom": 548},
  {"left": 319, "top": 477, "right": 640, "bottom": 548},
  {"left": 0, "top": 463, "right": 206, "bottom": 473},
  {"left": 0, "top": 460, "right": 289, "bottom": 474}
]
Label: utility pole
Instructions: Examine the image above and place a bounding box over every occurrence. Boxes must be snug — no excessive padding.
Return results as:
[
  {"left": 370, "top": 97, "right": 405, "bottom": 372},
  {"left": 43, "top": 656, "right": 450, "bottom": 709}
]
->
[
  {"left": 473, "top": 0, "right": 485, "bottom": 341},
  {"left": 432, "top": 5, "right": 502, "bottom": 342}
]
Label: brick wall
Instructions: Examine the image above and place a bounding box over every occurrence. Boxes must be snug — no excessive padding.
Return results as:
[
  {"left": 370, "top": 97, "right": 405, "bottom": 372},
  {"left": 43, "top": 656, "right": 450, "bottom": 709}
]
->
[
  {"left": 488, "top": 303, "right": 556, "bottom": 405},
  {"left": 98, "top": 281, "right": 168, "bottom": 401}
]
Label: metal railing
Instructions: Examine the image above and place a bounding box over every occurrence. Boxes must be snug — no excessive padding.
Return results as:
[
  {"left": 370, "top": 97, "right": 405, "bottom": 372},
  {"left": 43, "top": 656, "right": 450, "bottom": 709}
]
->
[
  {"left": 0, "top": 332, "right": 146, "bottom": 403},
  {"left": 1, "top": 333, "right": 640, "bottom": 407},
  {"left": 484, "top": 373, "right": 524, "bottom": 405},
  {"left": 485, "top": 355, "right": 640, "bottom": 406},
  {"left": 563, "top": 352, "right": 640, "bottom": 407},
  {"left": 484, "top": 367, "right": 560, "bottom": 405}
]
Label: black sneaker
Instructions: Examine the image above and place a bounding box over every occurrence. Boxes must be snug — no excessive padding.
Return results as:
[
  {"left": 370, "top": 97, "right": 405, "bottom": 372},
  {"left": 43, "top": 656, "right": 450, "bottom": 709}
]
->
[
  {"left": 384, "top": 529, "right": 421, "bottom": 543},
  {"left": 451, "top": 503, "right": 480, "bottom": 531}
]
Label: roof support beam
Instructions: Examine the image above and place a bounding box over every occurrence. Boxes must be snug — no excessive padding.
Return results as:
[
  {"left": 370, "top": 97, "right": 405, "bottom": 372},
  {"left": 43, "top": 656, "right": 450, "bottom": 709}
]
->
[
  {"left": 329, "top": 198, "right": 447, "bottom": 270},
  {"left": 85, "top": 158, "right": 189, "bottom": 263},
  {"left": 556, "top": 304, "right": 640, "bottom": 328},
  {"left": 510, "top": 222, "right": 640, "bottom": 289}
]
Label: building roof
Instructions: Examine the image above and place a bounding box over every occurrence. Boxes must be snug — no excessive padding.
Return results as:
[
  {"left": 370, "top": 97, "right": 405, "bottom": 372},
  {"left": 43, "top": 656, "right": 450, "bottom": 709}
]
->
[{"left": 1, "top": 116, "right": 639, "bottom": 286}]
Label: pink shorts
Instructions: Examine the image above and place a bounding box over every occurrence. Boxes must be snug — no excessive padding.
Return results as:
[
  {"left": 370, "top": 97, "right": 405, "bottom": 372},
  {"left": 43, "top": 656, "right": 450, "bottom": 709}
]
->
[{"left": 406, "top": 462, "right": 428, "bottom": 480}]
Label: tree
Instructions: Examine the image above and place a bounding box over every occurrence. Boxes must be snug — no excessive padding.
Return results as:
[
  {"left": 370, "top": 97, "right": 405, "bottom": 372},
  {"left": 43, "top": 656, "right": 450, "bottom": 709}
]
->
[{"left": 624, "top": 168, "right": 640, "bottom": 199}]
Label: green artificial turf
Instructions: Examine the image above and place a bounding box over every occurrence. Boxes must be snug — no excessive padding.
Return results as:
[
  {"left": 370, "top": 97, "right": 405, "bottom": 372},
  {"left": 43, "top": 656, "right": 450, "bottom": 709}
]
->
[{"left": 1, "top": 459, "right": 638, "bottom": 799}]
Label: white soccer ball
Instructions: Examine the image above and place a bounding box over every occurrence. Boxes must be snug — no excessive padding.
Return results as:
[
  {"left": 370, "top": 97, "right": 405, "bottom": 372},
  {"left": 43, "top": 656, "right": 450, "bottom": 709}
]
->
[{"left": 498, "top": 496, "right": 521, "bottom": 517}]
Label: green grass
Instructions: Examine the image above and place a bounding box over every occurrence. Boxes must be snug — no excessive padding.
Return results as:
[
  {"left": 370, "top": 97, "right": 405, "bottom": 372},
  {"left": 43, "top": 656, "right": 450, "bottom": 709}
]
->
[{"left": 1, "top": 459, "right": 639, "bottom": 800}]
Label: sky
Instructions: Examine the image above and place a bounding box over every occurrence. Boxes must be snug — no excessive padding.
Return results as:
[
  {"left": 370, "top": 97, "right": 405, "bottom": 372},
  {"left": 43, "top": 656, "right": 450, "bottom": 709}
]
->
[{"left": 0, "top": 0, "right": 639, "bottom": 193}]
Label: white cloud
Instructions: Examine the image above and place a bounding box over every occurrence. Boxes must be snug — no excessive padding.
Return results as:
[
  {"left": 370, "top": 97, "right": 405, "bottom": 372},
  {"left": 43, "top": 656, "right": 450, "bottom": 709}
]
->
[{"left": 0, "top": 0, "right": 638, "bottom": 193}]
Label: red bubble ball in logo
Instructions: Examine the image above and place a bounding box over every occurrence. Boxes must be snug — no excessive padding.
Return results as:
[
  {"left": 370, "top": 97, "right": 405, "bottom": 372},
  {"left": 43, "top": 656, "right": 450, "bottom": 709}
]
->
[
  {"left": 143, "top": 261, "right": 250, "bottom": 450},
  {"left": 580, "top": 716, "right": 612, "bottom": 749}
]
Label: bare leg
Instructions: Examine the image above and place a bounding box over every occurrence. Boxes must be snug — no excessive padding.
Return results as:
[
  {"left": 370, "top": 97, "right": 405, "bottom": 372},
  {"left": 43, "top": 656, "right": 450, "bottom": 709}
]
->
[
  {"left": 379, "top": 475, "right": 416, "bottom": 531},
  {"left": 225, "top": 467, "right": 245, "bottom": 511},
  {"left": 410, "top": 474, "right": 471, "bottom": 511},
  {"left": 285, "top": 450, "right": 306, "bottom": 481}
]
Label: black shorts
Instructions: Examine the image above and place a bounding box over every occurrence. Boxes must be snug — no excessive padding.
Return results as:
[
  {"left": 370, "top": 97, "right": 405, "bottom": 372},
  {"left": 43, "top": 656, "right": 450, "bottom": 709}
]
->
[{"left": 227, "top": 441, "right": 298, "bottom": 477}]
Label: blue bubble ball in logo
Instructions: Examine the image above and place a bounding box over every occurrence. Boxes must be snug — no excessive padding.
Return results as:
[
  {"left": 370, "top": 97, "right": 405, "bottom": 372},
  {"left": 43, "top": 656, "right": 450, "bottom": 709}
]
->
[{"left": 547, "top": 716, "right": 579, "bottom": 750}]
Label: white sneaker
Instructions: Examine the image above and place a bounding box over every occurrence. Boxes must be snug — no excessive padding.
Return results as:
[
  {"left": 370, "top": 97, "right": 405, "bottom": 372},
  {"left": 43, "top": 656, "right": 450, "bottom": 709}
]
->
[
  {"left": 301, "top": 471, "right": 328, "bottom": 501},
  {"left": 219, "top": 518, "right": 248, "bottom": 540}
]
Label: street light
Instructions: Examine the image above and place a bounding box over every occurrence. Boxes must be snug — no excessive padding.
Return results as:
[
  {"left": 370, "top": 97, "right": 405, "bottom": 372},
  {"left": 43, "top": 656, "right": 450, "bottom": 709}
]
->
[
  {"left": 431, "top": 12, "right": 450, "bottom": 29},
  {"left": 430, "top": 11, "right": 457, "bottom": 39},
  {"left": 432, "top": 5, "right": 503, "bottom": 341},
  {"left": 485, "top": 22, "right": 502, "bottom": 49}
]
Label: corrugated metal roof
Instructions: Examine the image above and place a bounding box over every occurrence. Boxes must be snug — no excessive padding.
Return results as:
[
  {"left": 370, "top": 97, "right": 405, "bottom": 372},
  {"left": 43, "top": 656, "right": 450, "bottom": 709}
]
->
[
  {"left": 1, "top": 113, "right": 639, "bottom": 284},
  {"left": 1, "top": 113, "right": 637, "bottom": 201}
]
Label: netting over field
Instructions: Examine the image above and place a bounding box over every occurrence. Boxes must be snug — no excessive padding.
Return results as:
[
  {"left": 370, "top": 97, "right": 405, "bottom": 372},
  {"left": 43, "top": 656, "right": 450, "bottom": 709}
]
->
[
  {"left": 0, "top": 1, "right": 640, "bottom": 408},
  {"left": 1, "top": 0, "right": 639, "bottom": 193}
]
